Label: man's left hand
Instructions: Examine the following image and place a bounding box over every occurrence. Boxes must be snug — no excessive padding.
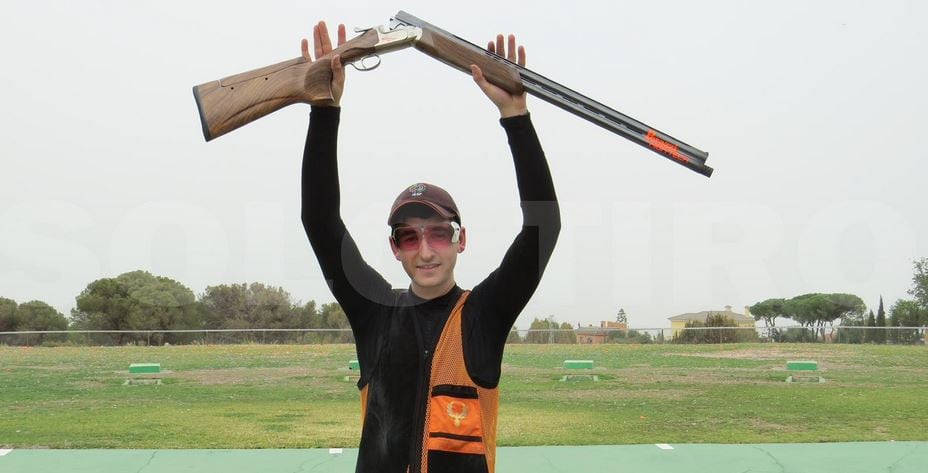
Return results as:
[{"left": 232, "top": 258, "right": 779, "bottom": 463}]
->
[{"left": 470, "top": 34, "right": 528, "bottom": 118}]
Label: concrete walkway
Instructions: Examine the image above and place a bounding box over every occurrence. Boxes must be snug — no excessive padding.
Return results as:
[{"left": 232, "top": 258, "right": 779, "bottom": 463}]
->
[{"left": 1, "top": 442, "right": 925, "bottom": 472}]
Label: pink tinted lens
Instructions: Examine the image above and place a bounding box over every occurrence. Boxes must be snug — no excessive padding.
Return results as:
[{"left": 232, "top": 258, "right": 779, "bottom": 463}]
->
[
  {"left": 393, "top": 224, "right": 454, "bottom": 251},
  {"left": 393, "top": 227, "right": 421, "bottom": 251}
]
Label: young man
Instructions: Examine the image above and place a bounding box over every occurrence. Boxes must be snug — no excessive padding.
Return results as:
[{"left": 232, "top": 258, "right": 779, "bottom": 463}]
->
[{"left": 300, "top": 22, "right": 560, "bottom": 473}]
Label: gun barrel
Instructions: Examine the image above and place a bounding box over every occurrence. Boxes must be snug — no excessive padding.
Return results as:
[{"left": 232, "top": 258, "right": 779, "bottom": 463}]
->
[
  {"left": 519, "top": 69, "right": 713, "bottom": 177},
  {"left": 393, "top": 10, "right": 712, "bottom": 177}
]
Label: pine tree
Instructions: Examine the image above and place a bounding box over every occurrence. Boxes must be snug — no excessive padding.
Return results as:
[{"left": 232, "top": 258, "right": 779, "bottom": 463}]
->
[
  {"left": 875, "top": 296, "right": 887, "bottom": 344},
  {"left": 865, "top": 309, "right": 876, "bottom": 343},
  {"left": 616, "top": 308, "right": 627, "bottom": 324}
]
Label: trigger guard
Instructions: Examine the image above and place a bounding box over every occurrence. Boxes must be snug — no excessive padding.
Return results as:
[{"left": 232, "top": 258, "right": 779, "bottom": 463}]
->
[{"left": 350, "top": 55, "right": 381, "bottom": 72}]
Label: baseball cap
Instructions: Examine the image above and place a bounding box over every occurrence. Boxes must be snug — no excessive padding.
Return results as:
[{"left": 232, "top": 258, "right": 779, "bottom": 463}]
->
[{"left": 387, "top": 183, "right": 460, "bottom": 226}]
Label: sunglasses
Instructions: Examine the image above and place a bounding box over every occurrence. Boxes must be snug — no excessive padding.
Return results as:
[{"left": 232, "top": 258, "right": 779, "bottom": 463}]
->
[{"left": 391, "top": 221, "right": 461, "bottom": 251}]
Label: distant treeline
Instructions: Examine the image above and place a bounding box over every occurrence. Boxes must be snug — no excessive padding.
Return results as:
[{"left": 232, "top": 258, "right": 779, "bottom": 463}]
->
[
  {"left": 745, "top": 257, "right": 928, "bottom": 343},
  {"left": 0, "top": 270, "right": 351, "bottom": 346},
  {"left": 3, "top": 257, "right": 927, "bottom": 346}
]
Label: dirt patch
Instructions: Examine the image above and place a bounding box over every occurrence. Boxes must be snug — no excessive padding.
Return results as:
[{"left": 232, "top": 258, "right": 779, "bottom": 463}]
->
[
  {"left": 525, "top": 386, "right": 691, "bottom": 402},
  {"left": 5, "top": 365, "right": 74, "bottom": 371},
  {"left": 667, "top": 348, "right": 798, "bottom": 360},
  {"left": 749, "top": 418, "right": 795, "bottom": 433},
  {"left": 872, "top": 425, "right": 891, "bottom": 435},
  {"left": 173, "top": 367, "right": 314, "bottom": 385},
  {"left": 504, "top": 364, "right": 784, "bottom": 386},
  {"left": 667, "top": 347, "right": 856, "bottom": 364},
  {"left": 617, "top": 368, "right": 780, "bottom": 386},
  {"left": 72, "top": 380, "right": 109, "bottom": 389}
]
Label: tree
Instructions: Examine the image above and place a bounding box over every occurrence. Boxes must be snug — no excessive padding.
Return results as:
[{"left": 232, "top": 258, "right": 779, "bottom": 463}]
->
[
  {"left": 199, "top": 284, "right": 246, "bottom": 329},
  {"left": 72, "top": 270, "right": 200, "bottom": 345},
  {"left": 672, "top": 315, "right": 722, "bottom": 344},
  {"left": 616, "top": 308, "right": 627, "bottom": 324},
  {"left": 909, "top": 257, "right": 928, "bottom": 308},
  {"left": 199, "top": 282, "right": 295, "bottom": 341},
  {"left": 606, "top": 327, "right": 653, "bottom": 344},
  {"left": 708, "top": 313, "right": 757, "bottom": 343},
  {"left": 506, "top": 326, "right": 522, "bottom": 344},
  {"left": 750, "top": 298, "right": 785, "bottom": 340},
  {"left": 250, "top": 284, "right": 301, "bottom": 343},
  {"left": 290, "top": 300, "right": 319, "bottom": 343},
  {"left": 882, "top": 258, "right": 928, "bottom": 345},
  {"left": 865, "top": 309, "right": 877, "bottom": 343},
  {"left": 673, "top": 312, "right": 750, "bottom": 344},
  {"left": 71, "top": 277, "right": 139, "bottom": 344},
  {"left": 829, "top": 293, "right": 867, "bottom": 344},
  {"left": 0, "top": 297, "right": 17, "bottom": 332},
  {"left": 890, "top": 299, "right": 926, "bottom": 343},
  {"left": 15, "top": 301, "right": 68, "bottom": 345},
  {"left": 556, "top": 322, "right": 577, "bottom": 344},
  {"left": 317, "top": 302, "right": 353, "bottom": 343},
  {"left": 525, "top": 316, "right": 564, "bottom": 344},
  {"left": 606, "top": 329, "right": 628, "bottom": 342},
  {"left": 525, "top": 317, "right": 546, "bottom": 344},
  {"left": 783, "top": 293, "right": 864, "bottom": 342},
  {"left": 782, "top": 294, "right": 825, "bottom": 342},
  {"left": 875, "top": 296, "right": 887, "bottom": 344},
  {"left": 890, "top": 299, "right": 927, "bottom": 327},
  {"left": 837, "top": 304, "right": 867, "bottom": 344}
]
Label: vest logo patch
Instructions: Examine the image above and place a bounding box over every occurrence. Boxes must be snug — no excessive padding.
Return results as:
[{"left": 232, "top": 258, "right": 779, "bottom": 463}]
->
[
  {"left": 446, "top": 401, "right": 468, "bottom": 427},
  {"left": 428, "top": 393, "right": 484, "bottom": 441},
  {"left": 427, "top": 394, "right": 487, "bottom": 455}
]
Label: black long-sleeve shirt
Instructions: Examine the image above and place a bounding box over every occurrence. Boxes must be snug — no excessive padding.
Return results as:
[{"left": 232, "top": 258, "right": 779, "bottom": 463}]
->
[{"left": 301, "top": 106, "right": 559, "bottom": 472}]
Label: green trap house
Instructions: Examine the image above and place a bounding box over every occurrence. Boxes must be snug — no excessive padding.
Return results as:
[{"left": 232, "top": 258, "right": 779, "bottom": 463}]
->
[
  {"left": 126, "top": 363, "right": 162, "bottom": 385},
  {"left": 786, "top": 360, "right": 824, "bottom": 383},
  {"left": 561, "top": 359, "right": 598, "bottom": 381}
]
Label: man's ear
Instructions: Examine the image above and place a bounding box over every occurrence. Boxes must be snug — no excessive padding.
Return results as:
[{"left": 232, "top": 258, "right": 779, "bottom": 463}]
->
[
  {"left": 457, "top": 227, "right": 466, "bottom": 253},
  {"left": 389, "top": 238, "right": 401, "bottom": 260}
]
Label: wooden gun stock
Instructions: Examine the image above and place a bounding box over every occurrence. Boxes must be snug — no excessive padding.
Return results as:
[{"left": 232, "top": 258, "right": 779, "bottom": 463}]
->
[{"left": 192, "top": 28, "right": 380, "bottom": 141}]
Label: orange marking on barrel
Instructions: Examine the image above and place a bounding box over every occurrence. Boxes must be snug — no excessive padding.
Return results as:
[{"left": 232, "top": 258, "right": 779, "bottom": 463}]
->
[{"left": 646, "top": 130, "right": 688, "bottom": 163}]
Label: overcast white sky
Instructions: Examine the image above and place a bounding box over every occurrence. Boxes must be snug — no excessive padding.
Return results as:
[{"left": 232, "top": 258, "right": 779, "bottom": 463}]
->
[{"left": 1, "top": 0, "right": 925, "bottom": 328}]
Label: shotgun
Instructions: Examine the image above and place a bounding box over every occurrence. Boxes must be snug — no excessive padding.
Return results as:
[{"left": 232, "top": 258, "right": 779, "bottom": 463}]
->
[{"left": 193, "top": 11, "right": 713, "bottom": 177}]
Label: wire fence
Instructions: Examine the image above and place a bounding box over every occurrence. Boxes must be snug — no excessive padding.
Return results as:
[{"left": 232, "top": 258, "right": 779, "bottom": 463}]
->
[
  {"left": 1, "top": 326, "right": 925, "bottom": 347},
  {"left": 0, "top": 329, "right": 354, "bottom": 347}
]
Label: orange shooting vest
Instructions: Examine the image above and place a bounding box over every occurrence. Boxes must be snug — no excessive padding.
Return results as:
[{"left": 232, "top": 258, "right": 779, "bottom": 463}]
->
[{"left": 359, "top": 291, "right": 500, "bottom": 473}]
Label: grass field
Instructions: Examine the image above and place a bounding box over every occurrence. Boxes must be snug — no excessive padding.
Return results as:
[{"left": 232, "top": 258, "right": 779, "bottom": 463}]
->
[{"left": 1, "top": 343, "right": 926, "bottom": 448}]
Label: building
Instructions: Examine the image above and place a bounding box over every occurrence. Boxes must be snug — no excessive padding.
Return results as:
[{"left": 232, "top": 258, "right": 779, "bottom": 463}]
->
[
  {"left": 576, "top": 321, "right": 628, "bottom": 344},
  {"left": 668, "top": 305, "right": 756, "bottom": 337}
]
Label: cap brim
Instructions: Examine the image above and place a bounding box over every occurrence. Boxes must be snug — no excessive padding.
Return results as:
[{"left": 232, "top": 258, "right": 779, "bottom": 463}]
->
[{"left": 388, "top": 201, "right": 455, "bottom": 225}]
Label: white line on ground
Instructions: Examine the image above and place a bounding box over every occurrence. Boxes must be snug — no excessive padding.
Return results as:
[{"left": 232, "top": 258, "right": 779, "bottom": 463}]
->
[
  {"left": 656, "top": 444, "right": 674, "bottom": 450},
  {"left": 0, "top": 449, "right": 12, "bottom": 456},
  {"left": 329, "top": 448, "right": 343, "bottom": 455}
]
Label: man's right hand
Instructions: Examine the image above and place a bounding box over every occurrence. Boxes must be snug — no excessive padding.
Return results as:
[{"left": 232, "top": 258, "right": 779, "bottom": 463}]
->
[{"left": 301, "top": 21, "right": 347, "bottom": 107}]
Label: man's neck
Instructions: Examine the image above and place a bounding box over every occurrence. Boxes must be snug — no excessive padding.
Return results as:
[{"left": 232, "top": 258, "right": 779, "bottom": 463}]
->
[{"left": 410, "top": 280, "right": 456, "bottom": 301}]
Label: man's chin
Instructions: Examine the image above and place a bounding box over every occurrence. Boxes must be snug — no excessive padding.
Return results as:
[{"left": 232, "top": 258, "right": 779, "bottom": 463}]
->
[
  {"left": 413, "top": 276, "right": 449, "bottom": 291},
  {"left": 414, "top": 278, "right": 439, "bottom": 288},
  {"left": 414, "top": 269, "right": 440, "bottom": 282}
]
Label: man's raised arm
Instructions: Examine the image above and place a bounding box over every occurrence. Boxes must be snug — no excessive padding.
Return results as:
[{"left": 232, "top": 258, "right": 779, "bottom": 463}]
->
[
  {"left": 463, "top": 35, "right": 561, "bottom": 387},
  {"left": 299, "top": 23, "right": 393, "bottom": 345}
]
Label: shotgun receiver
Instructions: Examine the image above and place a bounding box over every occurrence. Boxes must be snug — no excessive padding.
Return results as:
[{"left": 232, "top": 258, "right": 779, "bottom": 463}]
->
[{"left": 193, "top": 11, "right": 713, "bottom": 177}]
